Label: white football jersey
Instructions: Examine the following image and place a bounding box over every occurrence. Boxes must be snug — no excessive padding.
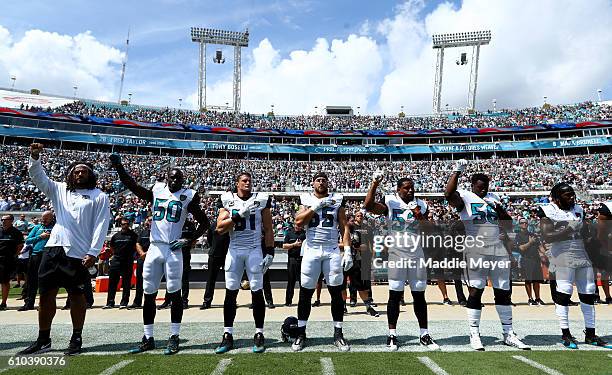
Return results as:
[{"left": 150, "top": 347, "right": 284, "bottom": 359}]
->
[
  {"left": 150, "top": 182, "right": 195, "bottom": 244},
  {"left": 539, "top": 202, "right": 589, "bottom": 266},
  {"left": 383, "top": 194, "right": 427, "bottom": 257},
  {"left": 457, "top": 189, "right": 506, "bottom": 256},
  {"left": 221, "top": 192, "right": 270, "bottom": 251},
  {"left": 384, "top": 194, "right": 427, "bottom": 234},
  {"left": 300, "top": 193, "right": 344, "bottom": 247}
]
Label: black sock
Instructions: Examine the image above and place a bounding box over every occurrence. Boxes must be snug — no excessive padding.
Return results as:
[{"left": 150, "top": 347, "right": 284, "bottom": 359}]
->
[
  {"left": 251, "top": 290, "right": 265, "bottom": 329},
  {"left": 561, "top": 328, "right": 571, "bottom": 337},
  {"left": 223, "top": 289, "right": 239, "bottom": 328},
  {"left": 72, "top": 328, "right": 82, "bottom": 338},
  {"left": 585, "top": 327, "right": 595, "bottom": 337},
  {"left": 38, "top": 329, "right": 51, "bottom": 342},
  {"left": 143, "top": 292, "right": 157, "bottom": 325}
]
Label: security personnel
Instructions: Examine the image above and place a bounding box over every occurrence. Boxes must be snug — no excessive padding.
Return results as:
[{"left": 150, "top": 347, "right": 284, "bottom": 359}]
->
[
  {"left": 104, "top": 218, "right": 138, "bottom": 309},
  {"left": 283, "top": 223, "right": 305, "bottom": 306},
  {"left": 201, "top": 226, "right": 230, "bottom": 309},
  {"left": 130, "top": 217, "right": 151, "bottom": 309}
]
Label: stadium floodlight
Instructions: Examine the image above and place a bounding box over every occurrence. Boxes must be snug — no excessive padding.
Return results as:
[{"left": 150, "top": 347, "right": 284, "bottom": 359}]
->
[
  {"left": 431, "top": 30, "right": 491, "bottom": 114},
  {"left": 597, "top": 89, "right": 603, "bottom": 102},
  {"left": 190, "top": 27, "right": 249, "bottom": 112}
]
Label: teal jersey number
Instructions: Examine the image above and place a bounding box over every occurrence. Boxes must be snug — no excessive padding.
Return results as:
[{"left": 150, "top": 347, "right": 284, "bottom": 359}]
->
[
  {"left": 231, "top": 209, "right": 256, "bottom": 231},
  {"left": 153, "top": 198, "right": 183, "bottom": 223},
  {"left": 391, "top": 208, "right": 418, "bottom": 232},
  {"left": 470, "top": 202, "right": 498, "bottom": 224}
]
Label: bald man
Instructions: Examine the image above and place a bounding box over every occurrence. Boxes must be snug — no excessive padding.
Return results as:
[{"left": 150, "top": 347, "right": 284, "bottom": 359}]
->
[{"left": 20, "top": 211, "right": 55, "bottom": 311}]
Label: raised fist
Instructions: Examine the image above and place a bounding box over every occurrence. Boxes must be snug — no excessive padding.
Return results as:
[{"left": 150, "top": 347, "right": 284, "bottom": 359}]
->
[
  {"left": 373, "top": 170, "right": 384, "bottom": 183},
  {"left": 30, "top": 143, "right": 43, "bottom": 160},
  {"left": 453, "top": 159, "right": 468, "bottom": 173},
  {"left": 109, "top": 153, "right": 122, "bottom": 166}
]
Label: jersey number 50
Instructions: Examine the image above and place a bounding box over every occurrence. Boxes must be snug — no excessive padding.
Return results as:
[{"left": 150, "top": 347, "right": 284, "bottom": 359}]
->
[{"left": 153, "top": 199, "right": 183, "bottom": 223}]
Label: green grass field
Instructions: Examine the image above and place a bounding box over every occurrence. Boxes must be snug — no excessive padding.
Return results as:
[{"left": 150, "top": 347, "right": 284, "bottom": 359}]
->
[{"left": 1, "top": 351, "right": 611, "bottom": 375}]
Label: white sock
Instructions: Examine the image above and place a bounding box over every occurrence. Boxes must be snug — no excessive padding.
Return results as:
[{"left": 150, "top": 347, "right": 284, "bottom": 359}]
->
[
  {"left": 334, "top": 321, "right": 342, "bottom": 329},
  {"left": 555, "top": 304, "right": 570, "bottom": 329},
  {"left": 144, "top": 324, "right": 154, "bottom": 339},
  {"left": 419, "top": 328, "right": 429, "bottom": 338},
  {"left": 170, "top": 323, "right": 181, "bottom": 336},
  {"left": 256, "top": 328, "right": 264, "bottom": 334},
  {"left": 580, "top": 302, "right": 595, "bottom": 329},
  {"left": 495, "top": 305, "right": 513, "bottom": 334},
  {"left": 298, "top": 320, "right": 307, "bottom": 328},
  {"left": 467, "top": 308, "right": 481, "bottom": 335},
  {"left": 224, "top": 327, "right": 234, "bottom": 335},
  {"left": 389, "top": 329, "right": 397, "bottom": 337}
]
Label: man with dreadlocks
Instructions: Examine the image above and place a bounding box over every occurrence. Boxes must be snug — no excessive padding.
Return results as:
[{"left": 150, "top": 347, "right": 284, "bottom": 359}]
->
[
  {"left": 110, "top": 153, "right": 210, "bottom": 355},
  {"left": 19, "top": 143, "right": 111, "bottom": 356},
  {"left": 538, "top": 182, "right": 611, "bottom": 349}
]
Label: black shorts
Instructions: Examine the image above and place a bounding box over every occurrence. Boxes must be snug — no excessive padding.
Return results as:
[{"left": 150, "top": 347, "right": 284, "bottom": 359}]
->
[
  {"left": 0, "top": 258, "right": 16, "bottom": 283},
  {"left": 521, "top": 257, "right": 543, "bottom": 282},
  {"left": 343, "top": 261, "right": 370, "bottom": 291},
  {"left": 16, "top": 258, "right": 29, "bottom": 275},
  {"left": 38, "top": 247, "right": 90, "bottom": 295}
]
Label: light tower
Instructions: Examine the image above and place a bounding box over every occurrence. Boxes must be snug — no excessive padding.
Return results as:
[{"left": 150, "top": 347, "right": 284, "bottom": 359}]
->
[
  {"left": 432, "top": 31, "right": 491, "bottom": 114},
  {"left": 190, "top": 27, "right": 249, "bottom": 112}
]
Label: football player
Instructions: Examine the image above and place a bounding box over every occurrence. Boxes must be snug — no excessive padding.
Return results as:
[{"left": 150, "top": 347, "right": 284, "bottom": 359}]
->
[
  {"left": 292, "top": 172, "right": 352, "bottom": 352},
  {"left": 539, "top": 183, "right": 610, "bottom": 349},
  {"left": 445, "top": 159, "right": 529, "bottom": 351},
  {"left": 214, "top": 172, "right": 275, "bottom": 354},
  {"left": 110, "top": 154, "right": 210, "bottom": 355},
  {"left": 364, "top": 172, "right": 439, "bottom": 351}
]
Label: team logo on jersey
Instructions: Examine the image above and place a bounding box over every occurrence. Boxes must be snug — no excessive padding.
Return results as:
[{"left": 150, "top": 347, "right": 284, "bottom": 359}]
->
[
  {"left": 180, "top": 194, "right": 187, "bottom": 201},
  {"left": 228, "top": 201, "right": 235, "bottom": 207},
  {"left": 82, "top": 195, "right": 90, "bottom": 200},
  {"left": 254, "top": 201, "right": 261, "bottom": 207}
]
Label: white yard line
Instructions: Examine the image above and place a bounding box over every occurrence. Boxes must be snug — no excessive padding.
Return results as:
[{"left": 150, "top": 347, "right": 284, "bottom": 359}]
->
[
  {"left": 211, "top": 358, "right": 232, "bottom": 375},
  {"left": 512, "top": 355, "right": 564, "bottom": 375},
  {"left": 417, "top": 356, "right": 450, "bottom": 375},
  {"left": 98, "top": 359, "right": 134, "bottom": 375},
  {"left": 320, "top": 357, "right": 336, "bottom": 375}
]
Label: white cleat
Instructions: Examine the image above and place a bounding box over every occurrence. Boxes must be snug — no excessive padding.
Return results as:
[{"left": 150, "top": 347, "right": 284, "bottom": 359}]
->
[
  {"left": 419, "top": 334, "right": 441, "bottom": 351},
  {"left": 503, "top": 331, "right": 530, "bottom": 350},
  {"left": 470, "top": 333, "right": 485, "bottom": 351}
]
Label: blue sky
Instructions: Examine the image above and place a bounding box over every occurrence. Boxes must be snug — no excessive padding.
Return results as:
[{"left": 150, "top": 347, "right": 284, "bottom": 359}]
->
[{"left": 0, "top": 0, "right": 610, "bottom": 114}]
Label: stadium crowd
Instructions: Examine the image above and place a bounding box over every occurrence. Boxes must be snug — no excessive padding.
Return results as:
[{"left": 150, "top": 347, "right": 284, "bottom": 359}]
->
[
  {"left": 26, "top": 100, "right": 610, "bottom": 131},
  {"left": 0, "top": 144, "right": 609, "bottom": 236}
]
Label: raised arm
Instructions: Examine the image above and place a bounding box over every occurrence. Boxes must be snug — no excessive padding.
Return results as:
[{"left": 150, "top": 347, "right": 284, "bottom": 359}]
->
[
  {"left": 109, "top": 153, "right": 153, "bottom": 203},
  {"left": 364, "top": 171, "right": 388, "bottom": 215},
  {"left": 28, "top": 143, "right": 57, "bottom": 198},
  {"left": 444, "top": 159, "right": 467, "bottom": 211}
]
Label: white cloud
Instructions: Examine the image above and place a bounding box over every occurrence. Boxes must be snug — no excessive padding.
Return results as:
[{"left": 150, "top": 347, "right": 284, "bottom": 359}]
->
[
  {"left": 205, "top": 36, "right": 383, "bottom": 115},
  {"left": 0, "top": 26, "right": 123, "bottom": 100},
  {"left": 377, "top": 0, "right": 612, "bottom": 114}
]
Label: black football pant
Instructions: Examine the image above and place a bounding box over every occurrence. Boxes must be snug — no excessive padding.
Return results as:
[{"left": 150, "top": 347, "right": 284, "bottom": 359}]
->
[
  {"left": 203, "top": 256, "right": 225, "bottom": 305},
  {"left": 285, "top": 257, "right": 301, "bottom": 305},
  {"left": 107, "top": 258, "right": 133, "bottom": 306}
]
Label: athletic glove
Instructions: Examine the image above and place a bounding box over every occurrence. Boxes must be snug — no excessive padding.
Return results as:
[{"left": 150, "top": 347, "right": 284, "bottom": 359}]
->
[
  {"left": 311, "top": 196, "right": 334, "bottom": 212},
  {"left": 260, "top": 254, "right": 274, "bottom": 274},
  {"left": 170, "top": 239, "right": 188, "bottom": 251},
  {"left": 342, "top": 246, "right": 353, "bottom": 271},
  {"left": 453, "top": 159, "right": 468, "bottom": 173},
  {"left": 238, "top": 202, "right": 257, "bottom": 218},
  {"left": 373, "top": 170, "right": 384, "bottom": 183},
  {"left": 109, "top": 153, "right": 122, "bottom": 166},
  {"left": 407, "top": 201, "right": 418, "bottom": 211}
]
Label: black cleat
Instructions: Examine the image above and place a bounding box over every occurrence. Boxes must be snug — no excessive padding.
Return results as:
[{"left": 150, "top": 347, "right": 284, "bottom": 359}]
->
[
  {"left": 0, "top": 303, "right": 6, "bottom": 311},
  {"left": 349, "top": 300, "right": 357, "bottom": 308},
  {"left": 64, "top": 336, "right": 83, "bottom": 356},
  {"left": 215, "top": 332, "right": 234, "bottom": 354},
  {"left": 312, "top": 300, "right": 321, "bottom": 307},
  {"left": 267, "top": 302, "right": 275, "bottom": 309},
  {"left": 128, "top": 303, "right": 142, "bottom": 310},
  {"left": 102, "top": 303, "right": 115, "bottom": 310},
  {"left": 17, "top": 339, "right": 51, "bottom": 355},
  {"left": 164, "top": 335, "right": 180, "bottom": 355},
  {"left": 442, "top": 298, "right": 453, "bottom": 305},
  {"left": 253, "top": 332, "right": 265, "bottom": 353},
  {"left": 387, "top": 335, "right": 398, "bottom": 351},
  {"left": 535, "top": 298, "right": 546, "bottom": 306},
  {"left": 129, "top": 336, "right": 155, "bottom": 354},
  {"left": 366, "top": 305, "right": 380, "bottom": 317},
  {"left": 584, "top": 333, "right": 612, "bottom": 349},
  {"left": 18, "top": 304, "right": 35, "bottom": 312},
  {"left": 200, "top": 302, "right": 211, "bottom": 310},
  {"left": 157, "top": 301, "right": 171, "bottom": 310}
]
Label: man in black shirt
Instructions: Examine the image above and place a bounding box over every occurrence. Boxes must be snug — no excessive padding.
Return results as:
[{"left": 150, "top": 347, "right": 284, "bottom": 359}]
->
[
  {"left": 104, "top": 218, "right": 138, "bottom": 309},
  {"left": 283, "top": 223, "right": 305, "bottom": 306},
  {"left": 201, "top": 226, "right": 230, "bottom": 309},
  {"left": 515, "top": 218, "right": 545, "bottom": 305},
  {"left": 0, "top": 214, "right": 24, "bottom": 310},
  {"left": 130, "top": 217, "right": 151, "bottom": 309}
]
